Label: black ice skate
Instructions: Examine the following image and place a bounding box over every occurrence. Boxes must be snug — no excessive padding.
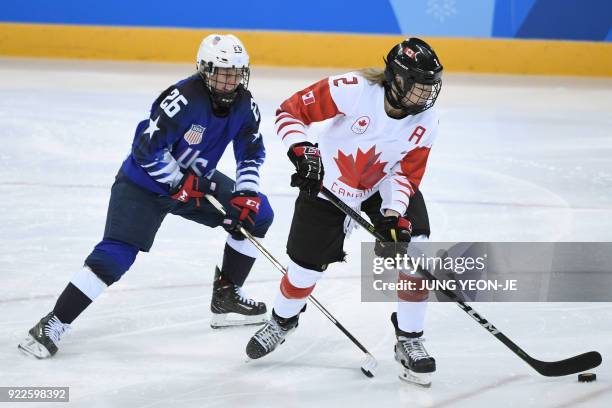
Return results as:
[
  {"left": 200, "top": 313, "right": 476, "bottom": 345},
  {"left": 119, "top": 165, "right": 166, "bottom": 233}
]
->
[
  {"left": 210, "top": 266, "right": 267, "bottom": 329},
  {"left": 18, "top": 312, "right": 71, "bottom": 359},
  {"left": 391, "top": 312, "right": 436, "bottom": 387},
  {"left": 246, "top": 309, "right": 299, "bottom": 359}
]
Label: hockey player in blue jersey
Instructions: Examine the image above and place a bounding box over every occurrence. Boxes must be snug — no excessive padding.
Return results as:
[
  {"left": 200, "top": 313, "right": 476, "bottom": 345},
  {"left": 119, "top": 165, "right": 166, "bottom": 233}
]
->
[{"left": 18, "top": 34, "right": 274, "bottom": 359}]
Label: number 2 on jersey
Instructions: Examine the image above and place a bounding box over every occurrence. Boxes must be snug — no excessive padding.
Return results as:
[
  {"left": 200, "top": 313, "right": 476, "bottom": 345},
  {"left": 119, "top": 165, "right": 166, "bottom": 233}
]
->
[
  {"left": 160, "top": 89, "right": 188, "bottom": 118},
  {"left": 332, "top": 76, "right": 358, "bottom": 87}
]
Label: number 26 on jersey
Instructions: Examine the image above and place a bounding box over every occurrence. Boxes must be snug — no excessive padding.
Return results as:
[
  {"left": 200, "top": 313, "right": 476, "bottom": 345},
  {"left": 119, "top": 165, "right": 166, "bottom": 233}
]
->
[{"left": 160, "top": 89, "right": 188, "bottom": 118}]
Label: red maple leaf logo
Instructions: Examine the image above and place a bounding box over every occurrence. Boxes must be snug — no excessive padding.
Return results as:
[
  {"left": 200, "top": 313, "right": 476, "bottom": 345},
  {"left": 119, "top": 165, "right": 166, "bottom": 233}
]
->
[
  {"left": 334, "top": 146, "right": 388, "bottom": 189},
  {"left": 358, "top": 119, "right": 367, "bottom": 127}
]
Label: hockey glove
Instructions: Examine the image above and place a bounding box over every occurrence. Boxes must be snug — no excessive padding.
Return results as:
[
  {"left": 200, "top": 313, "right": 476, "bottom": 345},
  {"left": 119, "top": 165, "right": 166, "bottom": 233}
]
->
[
  {"left": 287, "top": 142, "right": 324, "bottom": 197},
  {"left": 374, "top": 215, "right": 412, "bottom": 258},
  {"left": 170, "top": 173, "right": 217, "bottom": 207},
  {"left": 223, "top": 191, "right": 261, "bottom": 238}
]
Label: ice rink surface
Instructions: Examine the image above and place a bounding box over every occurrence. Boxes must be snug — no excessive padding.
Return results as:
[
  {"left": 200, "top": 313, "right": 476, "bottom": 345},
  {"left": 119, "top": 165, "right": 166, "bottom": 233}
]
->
[{"left": 0, "top": 58, "right": 611, "bottom": 407}]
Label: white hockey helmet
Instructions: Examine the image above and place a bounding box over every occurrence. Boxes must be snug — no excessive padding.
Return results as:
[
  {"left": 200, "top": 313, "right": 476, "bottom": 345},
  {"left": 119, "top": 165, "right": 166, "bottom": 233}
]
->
[
  {"left": 196, "top": 34, "right": 250, "bottom": 110},
  {"left": 196, "top": 34, "right": 249, "bottom": 70}
]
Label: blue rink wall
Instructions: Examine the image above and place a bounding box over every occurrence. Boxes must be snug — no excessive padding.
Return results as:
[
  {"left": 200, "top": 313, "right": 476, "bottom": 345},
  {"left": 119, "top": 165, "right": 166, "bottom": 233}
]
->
[
  {"left": 2, "top": 0, "right": 611, "bottom": 41},
  {"left": 1, "top": 0, "right": 611, "bottom": 76}
]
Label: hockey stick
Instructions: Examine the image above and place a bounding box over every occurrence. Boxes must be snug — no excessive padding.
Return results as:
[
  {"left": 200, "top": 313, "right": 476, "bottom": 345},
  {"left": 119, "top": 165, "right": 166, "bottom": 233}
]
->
[
  {"left": 204, "top": 194, "right": 378, "bottom": 377},
  {"left": 320, "top": 186, "right": 602, "bottom": 377}
]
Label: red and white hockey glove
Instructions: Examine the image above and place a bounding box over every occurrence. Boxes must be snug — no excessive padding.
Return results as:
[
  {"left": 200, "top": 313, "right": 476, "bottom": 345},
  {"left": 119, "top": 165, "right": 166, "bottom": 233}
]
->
[
  {"left": 170, "top": 173, "right": 216, "bottom": 207},
  {"left": 223, "top": 191, "right": 261, "bottom": 238},
  {"left": 287, "top": 142, "right": 324, "bottom": 197},
  {"left": 374, "top": 215, "right": 412, "bottom": 258}
]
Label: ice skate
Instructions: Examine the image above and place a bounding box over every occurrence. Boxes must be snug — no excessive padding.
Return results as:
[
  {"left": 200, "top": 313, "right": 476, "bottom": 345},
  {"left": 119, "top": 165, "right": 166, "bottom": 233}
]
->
[
  {"left": 391, "top": 312, "right": 436, "bottom": 387},
  {"left": 18, "top": 312, "right": 71, "bottom": 359},
  {"left": 210, "top": 266, "right": 267, "bottom": 328},
  {"left": 245, "top": 309, "right": 299, "bottom": 359}
]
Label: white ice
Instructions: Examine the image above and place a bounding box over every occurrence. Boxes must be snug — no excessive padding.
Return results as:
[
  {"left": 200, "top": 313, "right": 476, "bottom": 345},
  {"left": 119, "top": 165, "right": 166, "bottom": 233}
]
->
[{"left": 0, "top": 58, "right": 611, "bottom": 408}]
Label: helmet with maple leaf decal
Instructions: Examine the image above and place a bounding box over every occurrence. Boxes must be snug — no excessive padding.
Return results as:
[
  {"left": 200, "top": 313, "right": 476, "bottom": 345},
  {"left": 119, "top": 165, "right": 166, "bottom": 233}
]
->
[{"left": 383, "top": 37, "right": 443, "bottom": 116}]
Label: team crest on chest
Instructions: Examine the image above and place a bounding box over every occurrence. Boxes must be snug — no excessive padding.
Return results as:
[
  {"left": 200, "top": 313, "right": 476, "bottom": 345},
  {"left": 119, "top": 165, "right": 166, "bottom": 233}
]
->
[
  {"left": 183, "top": 124, "right": 205, "bottom": 145},
  {"left": 334, "top": 145, "right": 387, "bottom": 190},
  {"left": 351, "top": 116, "right": 371, "bottom": 134}
]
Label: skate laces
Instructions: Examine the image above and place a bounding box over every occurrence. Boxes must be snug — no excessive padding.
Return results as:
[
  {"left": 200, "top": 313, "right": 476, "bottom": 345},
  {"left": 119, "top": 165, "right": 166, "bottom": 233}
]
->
[
  {"left": 254, "top": 319, "right": 285, "bottom": 351},
  {"left": 399, "top": 336, "right": 430, "bottom": 361},
  {"left": 233, "top": 286, "right": 257, "bottom": 306},
  {"left": 44, "top": 316, "right": 71, "bottom": 345}
]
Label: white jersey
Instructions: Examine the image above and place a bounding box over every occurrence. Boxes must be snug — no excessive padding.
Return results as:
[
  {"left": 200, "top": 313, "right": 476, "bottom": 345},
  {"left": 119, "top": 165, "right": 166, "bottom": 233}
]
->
[{"left": 275, "top": 72, "right": 438, "bottom": 214}]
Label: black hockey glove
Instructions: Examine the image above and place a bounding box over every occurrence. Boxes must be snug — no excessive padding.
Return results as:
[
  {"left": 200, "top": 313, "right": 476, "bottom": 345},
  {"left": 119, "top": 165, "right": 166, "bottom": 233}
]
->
[
  {"left": 374, "top": 215, "right": 412, "bottom": 258},
  {"left": 287, "top": 142, "right": 324, "bottom": 197},
  {"left": 170, "top": 173, "right": 217, "bottom": 207},
  {"left": 222, "top": 191, "right": 261, "bottom": 239}
]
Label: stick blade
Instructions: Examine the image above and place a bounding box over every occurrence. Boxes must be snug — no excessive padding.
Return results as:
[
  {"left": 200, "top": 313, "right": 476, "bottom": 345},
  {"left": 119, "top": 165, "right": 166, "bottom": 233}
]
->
[
  {"left": 360, "top": 353, "right": 378, "bottom": 378},
  {"left": 533, "top": 351, "right": 602, "bottom": 377}
]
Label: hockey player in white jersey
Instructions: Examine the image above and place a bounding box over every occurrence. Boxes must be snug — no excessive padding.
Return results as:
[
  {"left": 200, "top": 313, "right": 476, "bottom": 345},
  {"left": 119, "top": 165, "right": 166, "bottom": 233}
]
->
[{"left": 246, "top": 38, "right": 443, "bottom": 386}]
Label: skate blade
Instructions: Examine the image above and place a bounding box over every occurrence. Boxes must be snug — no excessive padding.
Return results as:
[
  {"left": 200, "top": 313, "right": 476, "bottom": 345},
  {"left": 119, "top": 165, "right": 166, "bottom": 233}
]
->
[
  {"left": 210, "top": 312, "right": 267, "bottom": 329},
  {"left": 399, "top": 368, "right": 432, "bottom": 387},
  {"left": 17, "top": 335, "right": 52, "bottom": 359}
]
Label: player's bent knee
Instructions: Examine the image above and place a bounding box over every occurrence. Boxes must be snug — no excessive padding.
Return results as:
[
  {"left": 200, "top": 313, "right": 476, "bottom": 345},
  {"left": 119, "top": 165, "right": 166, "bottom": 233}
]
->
[
  {"left": 397, "top": 272, "right": 429, "bottom": 302},
  {"left": 84, "top": 239, "right": 139, "bottom": 285},
  {"left": 251, "top": 193, "right": 274, "bottom": 237},
  {"left": 280, "top": 258, "right": 323, "bottom": 299}
]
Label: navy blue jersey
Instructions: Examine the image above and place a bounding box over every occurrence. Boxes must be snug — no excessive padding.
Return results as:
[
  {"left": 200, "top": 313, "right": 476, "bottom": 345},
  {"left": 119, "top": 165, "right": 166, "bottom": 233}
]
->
[{"left": 120, "top": 74, "right": 265, "bottom": 195}]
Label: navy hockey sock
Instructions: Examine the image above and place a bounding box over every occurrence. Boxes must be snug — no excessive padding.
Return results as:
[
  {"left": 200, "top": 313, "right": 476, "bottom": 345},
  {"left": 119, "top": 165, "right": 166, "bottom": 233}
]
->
[
  {"left": 53, "top": 283, "right": 93, "bottom": 324},
  {"left": 220, "top": 243, "right": 255, "bottom": 287}
]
